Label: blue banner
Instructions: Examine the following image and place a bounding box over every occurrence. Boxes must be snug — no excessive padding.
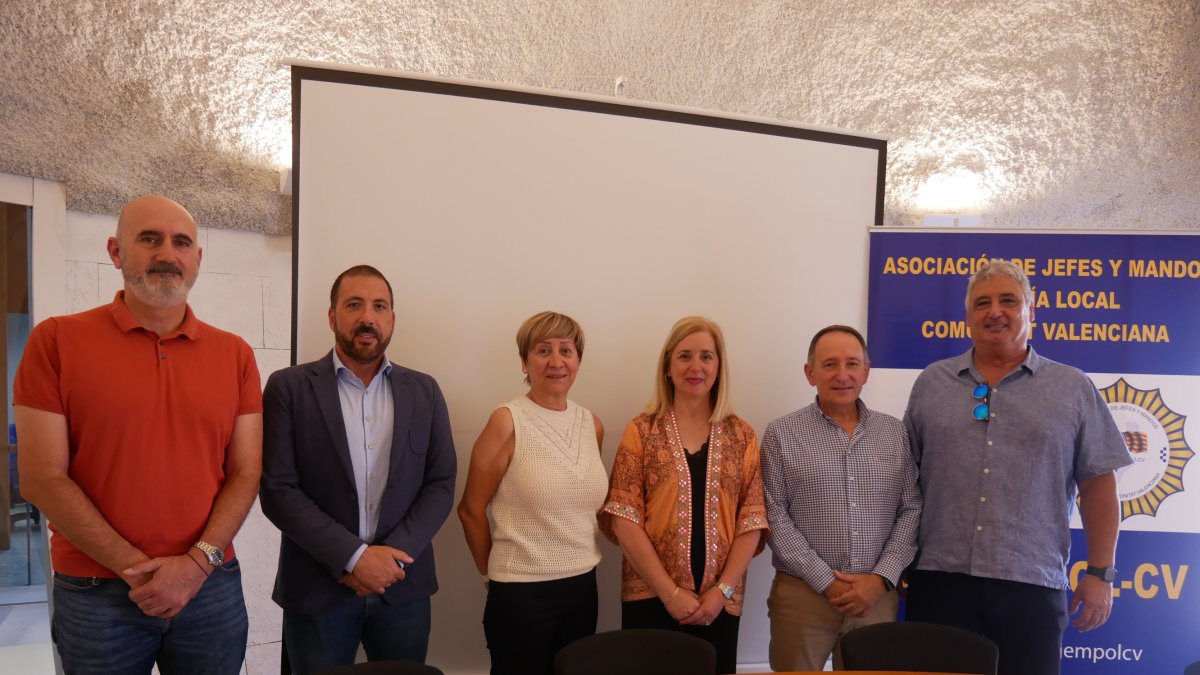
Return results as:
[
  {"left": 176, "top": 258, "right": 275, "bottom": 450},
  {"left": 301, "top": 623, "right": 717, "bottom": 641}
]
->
[
  {"left": 868, "top": 229, "right": 1200, "bottom": 675},
  {"left": 1063, "top": 530, "right": 1200, "bottom": 674},
  {"left": 867, "top": 231, "right": 1200, "bottom": 375}
]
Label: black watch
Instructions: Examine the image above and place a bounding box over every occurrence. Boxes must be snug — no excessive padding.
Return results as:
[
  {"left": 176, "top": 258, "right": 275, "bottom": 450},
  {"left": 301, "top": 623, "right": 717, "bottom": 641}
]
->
[
  {"left": 877, "top": 574, "right": 895, "bottom": 592},
  {"left": 1085, "top": 565, "right": 1117, "bottom": 583}
]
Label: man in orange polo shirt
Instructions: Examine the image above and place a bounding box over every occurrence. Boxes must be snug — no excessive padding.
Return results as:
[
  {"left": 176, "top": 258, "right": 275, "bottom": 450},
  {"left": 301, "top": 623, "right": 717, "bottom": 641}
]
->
[{"left": 14, "top": 195, "right": 262, "bottom": 674}]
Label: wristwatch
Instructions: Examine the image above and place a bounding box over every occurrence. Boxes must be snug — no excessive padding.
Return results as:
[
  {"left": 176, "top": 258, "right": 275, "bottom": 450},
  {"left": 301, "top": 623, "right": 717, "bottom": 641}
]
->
[
  {"left": 717, "top": 582, "right": 735, "bottom": 599},
  {"left": 193, "top": 540, "right": 224, "bottom": 567},
  {"left": 1085, "top": 565, "right": 1117, "bottom": 583}
]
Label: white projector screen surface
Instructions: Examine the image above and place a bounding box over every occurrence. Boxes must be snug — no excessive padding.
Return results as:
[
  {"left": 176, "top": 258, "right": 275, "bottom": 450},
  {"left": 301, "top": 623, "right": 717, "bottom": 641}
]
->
[{"left": 293, "top": 64, "right": 885, "bottom": 673}]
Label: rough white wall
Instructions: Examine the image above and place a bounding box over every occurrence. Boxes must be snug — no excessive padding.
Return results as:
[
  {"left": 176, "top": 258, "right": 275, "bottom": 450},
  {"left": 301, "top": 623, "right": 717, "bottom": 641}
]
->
[
  {"left": 63, "top": 211, "right": 291, "bottom": 675},
  {"left": 2, "top": 0, "right": 1197, "bottom": 233}
]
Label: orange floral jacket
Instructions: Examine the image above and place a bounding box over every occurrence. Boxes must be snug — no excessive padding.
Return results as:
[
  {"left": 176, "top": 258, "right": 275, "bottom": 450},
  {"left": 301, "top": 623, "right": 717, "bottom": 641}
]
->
[{"left": 600, "top": 413, "right": 767, "bottom": 615}]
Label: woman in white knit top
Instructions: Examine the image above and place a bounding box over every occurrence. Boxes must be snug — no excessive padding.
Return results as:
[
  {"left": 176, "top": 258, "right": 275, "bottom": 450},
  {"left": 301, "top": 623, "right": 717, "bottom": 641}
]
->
[{"left": 457, "top": 311, "right": 608, "bottom": 675}]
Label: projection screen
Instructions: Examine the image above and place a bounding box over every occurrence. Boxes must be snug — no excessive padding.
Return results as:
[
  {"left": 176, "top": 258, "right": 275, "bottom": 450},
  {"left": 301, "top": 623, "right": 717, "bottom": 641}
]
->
[{"left": 292, "top": 61, "right": 887, "bottom": 673}]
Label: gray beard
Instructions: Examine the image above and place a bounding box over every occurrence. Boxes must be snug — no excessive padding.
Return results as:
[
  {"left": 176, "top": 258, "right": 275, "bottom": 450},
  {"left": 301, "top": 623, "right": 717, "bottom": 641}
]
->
[{"left": 123, "top": 270, "right": 194, "bottom": 308}]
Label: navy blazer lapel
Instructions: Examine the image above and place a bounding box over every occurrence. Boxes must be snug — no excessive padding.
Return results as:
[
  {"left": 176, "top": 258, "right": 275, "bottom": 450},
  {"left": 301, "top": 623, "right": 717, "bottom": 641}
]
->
[
  {"left": 388, "top": 367, "right": 414, "bottom": 477},
  {"left": 309, "top": 351, "right": 357, "bottom": 488}
]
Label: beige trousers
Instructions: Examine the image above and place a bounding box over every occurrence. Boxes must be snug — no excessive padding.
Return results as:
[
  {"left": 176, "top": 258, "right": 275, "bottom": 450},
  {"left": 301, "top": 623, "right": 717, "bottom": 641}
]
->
[{"left": 766, "top": 571, "right": 899, "bottom": 671}]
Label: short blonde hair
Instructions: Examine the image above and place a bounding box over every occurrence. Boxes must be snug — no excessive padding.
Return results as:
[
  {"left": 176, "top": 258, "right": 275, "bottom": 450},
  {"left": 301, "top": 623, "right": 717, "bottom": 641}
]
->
[
  {"left": 516, "top": 311, "right": 585, "bottom": 383},
  {"left": 646, "top": 316, "right": 733, "bottom": 423}
]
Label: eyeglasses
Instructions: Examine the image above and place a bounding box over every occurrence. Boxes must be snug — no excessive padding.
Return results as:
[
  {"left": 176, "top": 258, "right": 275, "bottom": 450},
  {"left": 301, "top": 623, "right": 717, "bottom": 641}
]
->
[{"left": 971, "top": 383, "right": 990, "bottom": 421}]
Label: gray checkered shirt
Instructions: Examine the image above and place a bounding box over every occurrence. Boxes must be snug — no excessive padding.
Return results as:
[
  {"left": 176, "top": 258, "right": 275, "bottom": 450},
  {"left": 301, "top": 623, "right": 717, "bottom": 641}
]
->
[{"left": 761, "top": 399, "right": 921, "bottom": 592}]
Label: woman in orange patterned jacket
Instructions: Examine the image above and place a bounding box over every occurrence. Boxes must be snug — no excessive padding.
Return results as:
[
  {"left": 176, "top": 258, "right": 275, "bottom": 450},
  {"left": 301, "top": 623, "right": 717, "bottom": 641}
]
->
[{"left": 600, "top": 316, "right": 767, "bottom": 674}]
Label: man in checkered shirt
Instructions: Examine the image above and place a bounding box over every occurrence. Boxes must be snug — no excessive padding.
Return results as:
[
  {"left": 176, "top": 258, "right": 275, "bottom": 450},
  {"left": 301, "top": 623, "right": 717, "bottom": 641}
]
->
[{"left": 760, "top": 325, "right": 922, "bottom": 672}]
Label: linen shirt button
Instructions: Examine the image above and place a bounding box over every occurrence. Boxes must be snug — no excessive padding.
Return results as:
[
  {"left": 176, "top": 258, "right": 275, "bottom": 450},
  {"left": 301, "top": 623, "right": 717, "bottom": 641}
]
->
[
  {"left": 976, "top": 525, "right": 983, "bottom": 531},
  {"left": 987, "top": 440, "right": 993, "bottom": 446},
  {"left": 980, "top": 497, "right": 987, "bottom": 502},
  {"left": 983, "top": 468, "right": 990, "bottom": 474}
]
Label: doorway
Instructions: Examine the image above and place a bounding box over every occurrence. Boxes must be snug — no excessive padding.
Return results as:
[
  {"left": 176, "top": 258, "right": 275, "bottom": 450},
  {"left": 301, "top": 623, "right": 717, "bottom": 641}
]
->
[{"left": 0, "top": 200, "right": 43, "bottom": 603}]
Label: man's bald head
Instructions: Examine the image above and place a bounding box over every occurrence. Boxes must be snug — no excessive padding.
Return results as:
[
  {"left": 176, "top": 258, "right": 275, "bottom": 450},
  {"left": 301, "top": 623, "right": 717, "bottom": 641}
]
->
[{"left": 108, "top": 195, "right": 202, "bottom": 310}]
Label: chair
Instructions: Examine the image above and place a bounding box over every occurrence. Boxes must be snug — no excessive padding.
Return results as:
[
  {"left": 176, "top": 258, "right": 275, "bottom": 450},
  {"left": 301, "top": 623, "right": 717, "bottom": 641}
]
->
[
  {"left": 554, "top": 629, "right": 716, "bottom": 675},
  {"left": 839, "top": 620, "right": 999, "bottom": 675},
  {"left": 314, "top": 661, "right": 443, "bottom": 675},
  {"left": 1184, "top": 660, "right": 1200, "bottom": 675}
]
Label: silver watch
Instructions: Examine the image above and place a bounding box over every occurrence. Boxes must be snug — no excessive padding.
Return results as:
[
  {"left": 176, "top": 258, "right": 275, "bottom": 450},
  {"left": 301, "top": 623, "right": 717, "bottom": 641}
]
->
[
  {"left": 717, "top": 582, "right": 735, "bottom": 599},
  {"left": 193, "top": 540, "right": 224, "bottom": 567}
]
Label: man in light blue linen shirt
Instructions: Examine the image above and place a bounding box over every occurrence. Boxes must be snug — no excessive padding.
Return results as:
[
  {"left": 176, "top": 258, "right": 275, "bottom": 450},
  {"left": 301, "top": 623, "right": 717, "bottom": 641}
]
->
[
  {"left": 261, "top": 265, "right": 457, "bottom": 674},
  {"left": 904, "top": 259, "right": 1131, "bottom": 675}
]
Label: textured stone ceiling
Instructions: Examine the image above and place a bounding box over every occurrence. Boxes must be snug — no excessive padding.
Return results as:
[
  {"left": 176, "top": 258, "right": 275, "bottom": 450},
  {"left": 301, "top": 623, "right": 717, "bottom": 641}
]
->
[{"left": 2, "top": 0, "right": 1197, "bottom": 233}]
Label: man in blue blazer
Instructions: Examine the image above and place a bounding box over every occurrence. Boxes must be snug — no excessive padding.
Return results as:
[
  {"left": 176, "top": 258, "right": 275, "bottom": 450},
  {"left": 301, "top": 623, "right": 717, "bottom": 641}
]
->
[{"left": 261, "top": 265, "right": 456, "bottom": 673}]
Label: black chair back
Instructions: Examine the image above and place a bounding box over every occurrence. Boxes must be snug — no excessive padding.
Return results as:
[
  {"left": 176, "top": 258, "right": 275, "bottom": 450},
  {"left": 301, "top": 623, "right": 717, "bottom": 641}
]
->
[
  {"left": 314, "top": 660, "right": 444, "bottom": 675},
  {"left": 1183, "top": 660, "right": 1200, "bottom": 675},
  {"left": 840, "top": 620, "right": 999, "bottom": 675},
  {"left": 554, "top": 629, "right": 717, "bottom": 675}
]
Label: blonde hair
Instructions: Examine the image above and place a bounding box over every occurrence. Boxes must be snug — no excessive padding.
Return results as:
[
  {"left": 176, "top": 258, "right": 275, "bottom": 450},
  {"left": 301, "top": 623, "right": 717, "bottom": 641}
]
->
[
  {"left": 646, "top": 316, "right": 733, "bottom": 423},
  {"left": 516, "top": 311, "right": 585, "bottom": 384}
]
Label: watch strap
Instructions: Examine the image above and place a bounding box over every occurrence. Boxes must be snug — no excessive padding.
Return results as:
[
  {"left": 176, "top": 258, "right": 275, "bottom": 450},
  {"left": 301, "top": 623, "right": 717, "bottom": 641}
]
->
[
  {"left": 1084, "top": 565, "right": 1117, "bottom": 583},
  {"left": 192, "top": 540, "right": 223, "bottom": 566}
]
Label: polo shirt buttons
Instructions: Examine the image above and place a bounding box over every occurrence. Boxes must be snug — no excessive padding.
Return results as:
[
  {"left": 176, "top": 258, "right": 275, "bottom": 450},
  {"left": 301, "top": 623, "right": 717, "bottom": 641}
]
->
[{"left": 159, "top": 353, "right": 166, "bottom": 359}]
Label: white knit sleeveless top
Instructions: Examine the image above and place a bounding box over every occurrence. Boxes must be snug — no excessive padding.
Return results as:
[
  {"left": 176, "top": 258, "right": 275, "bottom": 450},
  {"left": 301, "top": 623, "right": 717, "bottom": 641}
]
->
[{"left": 488, "top": 396, "right": 608, "bottom": 582}]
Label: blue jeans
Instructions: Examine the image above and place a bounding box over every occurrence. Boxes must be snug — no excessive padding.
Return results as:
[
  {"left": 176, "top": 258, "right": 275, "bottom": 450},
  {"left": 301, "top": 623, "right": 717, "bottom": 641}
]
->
[
  {"left": 283, "top": 593, "right": 431, "bottom": 674},
  {"left": 51, "top": 559, "right": 248, "bottom": 675}
]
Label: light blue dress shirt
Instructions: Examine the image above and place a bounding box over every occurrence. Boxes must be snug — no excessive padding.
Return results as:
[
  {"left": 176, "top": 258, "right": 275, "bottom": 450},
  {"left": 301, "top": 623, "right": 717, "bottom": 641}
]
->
[
  {"left": 904, "top": 347, "right": 1131, "bottom": 590},
  {"left": 332, "top": 351, "right": 395, "bottom": 573}
]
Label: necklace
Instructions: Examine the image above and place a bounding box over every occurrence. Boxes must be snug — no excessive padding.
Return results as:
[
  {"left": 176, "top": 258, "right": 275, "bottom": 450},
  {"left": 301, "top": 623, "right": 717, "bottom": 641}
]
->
[{"left": 668, "top": 409, "right": 716, "bottom": 455}]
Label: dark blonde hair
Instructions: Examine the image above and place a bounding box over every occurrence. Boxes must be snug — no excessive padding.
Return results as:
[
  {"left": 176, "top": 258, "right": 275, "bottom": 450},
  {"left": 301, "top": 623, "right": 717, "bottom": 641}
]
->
[{"left": 646, "top": 316, "right": 732, "bottom": 422}]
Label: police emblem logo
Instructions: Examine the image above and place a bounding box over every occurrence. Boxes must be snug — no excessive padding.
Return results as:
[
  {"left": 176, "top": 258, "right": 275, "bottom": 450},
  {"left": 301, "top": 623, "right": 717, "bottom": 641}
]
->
[
  {"left": 1121, "top": 431, "right": 1148, "bottom": 454},
  {"left": 1101, "top": 378, "right": 1194, "bottom": 520}
]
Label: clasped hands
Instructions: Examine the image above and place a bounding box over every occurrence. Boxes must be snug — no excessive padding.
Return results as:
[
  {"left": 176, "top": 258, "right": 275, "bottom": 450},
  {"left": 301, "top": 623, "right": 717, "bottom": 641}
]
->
[
  {"left": 339, "top": 545, "right": 414, "bottom": 597},
  {"left": 824, "top": 570, "right": 887, "bottom": 618},
  {"left": 663, "top": 585, "right": 727, "bottom": 626},
  {"left": 121, "top": 549, "right": 212, "bottom": 619}
]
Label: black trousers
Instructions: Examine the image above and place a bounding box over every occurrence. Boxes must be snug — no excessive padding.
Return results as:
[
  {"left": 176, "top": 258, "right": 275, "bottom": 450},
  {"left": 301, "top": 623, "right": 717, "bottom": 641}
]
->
[
  {"left": 906, "top": 570, "right": 1069, "bottom": 675},
  {"left": 622, "top": 597, "right": 740, "bottom": 674},
  {"left": 483, "top": 569, "right": 597, "bottom": 675}
]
